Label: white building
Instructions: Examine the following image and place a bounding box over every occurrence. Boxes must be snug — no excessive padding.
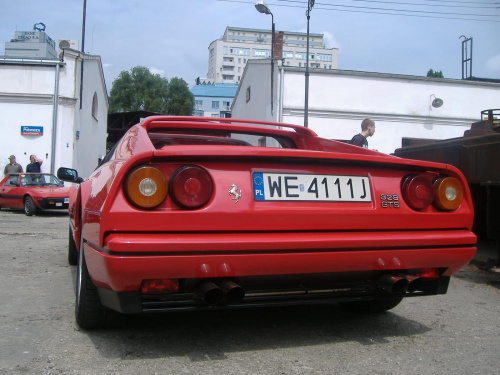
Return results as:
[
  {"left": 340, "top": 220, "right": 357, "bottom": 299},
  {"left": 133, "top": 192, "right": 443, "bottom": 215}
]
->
[
  {"left": 0, "top": 47, "right": 108, "bottom": 178},
  {"left": 207, "top": 26, "right": 338, "bottom": 84},
  {"left": 231, "top": 59, "right": 500, "bottom": 154}
]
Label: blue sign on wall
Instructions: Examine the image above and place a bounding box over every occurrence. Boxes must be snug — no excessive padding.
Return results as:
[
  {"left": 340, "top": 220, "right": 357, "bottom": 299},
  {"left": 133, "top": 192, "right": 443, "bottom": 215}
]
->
[{"left": 21, "top": 126, "right": 43, "bottom": 135}]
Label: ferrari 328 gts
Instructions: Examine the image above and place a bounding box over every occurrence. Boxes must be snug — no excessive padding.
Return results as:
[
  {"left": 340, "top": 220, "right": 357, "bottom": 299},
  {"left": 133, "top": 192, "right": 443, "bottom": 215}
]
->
[{"left": 57, "top": 116, "right": 476, "bottom": 329}]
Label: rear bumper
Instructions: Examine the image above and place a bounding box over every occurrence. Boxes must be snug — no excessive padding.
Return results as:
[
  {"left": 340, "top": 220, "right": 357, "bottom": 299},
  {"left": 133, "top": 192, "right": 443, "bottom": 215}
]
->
[{"left": 84, "top": 229, "right": 476, "bottom": 299}]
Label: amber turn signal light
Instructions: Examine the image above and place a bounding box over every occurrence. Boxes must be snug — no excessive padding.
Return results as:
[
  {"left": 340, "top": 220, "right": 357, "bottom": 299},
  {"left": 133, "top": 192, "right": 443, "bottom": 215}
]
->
[
  {"left": 433, "top": 177, "right": 463, "bottom": 211},
  {"left": 125, "top": 166, "right": 168, "bottom": 208}
]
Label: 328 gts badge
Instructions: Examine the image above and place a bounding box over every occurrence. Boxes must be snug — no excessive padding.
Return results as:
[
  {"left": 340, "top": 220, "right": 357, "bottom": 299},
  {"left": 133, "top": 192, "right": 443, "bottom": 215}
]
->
[{"left": 380, "top": 194, "right": 400, "bottom": 208}]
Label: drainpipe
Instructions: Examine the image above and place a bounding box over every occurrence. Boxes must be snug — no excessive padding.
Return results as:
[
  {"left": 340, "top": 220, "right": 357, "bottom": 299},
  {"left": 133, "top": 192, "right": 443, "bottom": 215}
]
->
[
  {"left": 50, "top": 63, "right": 61, "bottom": 174},
  {"left": 279, "top": 67, "right": 284, "bottom": 123}
]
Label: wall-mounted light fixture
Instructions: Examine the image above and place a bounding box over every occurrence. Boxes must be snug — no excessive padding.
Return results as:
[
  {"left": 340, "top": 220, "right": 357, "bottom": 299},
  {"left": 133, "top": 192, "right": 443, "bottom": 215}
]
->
[{"left": 430, "top": 94, "right": 444, "bottom": 111}]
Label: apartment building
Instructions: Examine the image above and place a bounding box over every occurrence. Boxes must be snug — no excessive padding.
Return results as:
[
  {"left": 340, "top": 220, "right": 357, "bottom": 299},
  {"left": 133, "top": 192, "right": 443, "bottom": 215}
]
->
[
  {"left": 191, "top": 83, "right": 238, "bottom": 117},
  {"left": 207, "top": 26, "right": 338, "bottom": 84}
]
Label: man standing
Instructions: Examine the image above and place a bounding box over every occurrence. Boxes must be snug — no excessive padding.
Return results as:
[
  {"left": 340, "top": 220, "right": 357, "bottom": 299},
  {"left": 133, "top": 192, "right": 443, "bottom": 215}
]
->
[
  {"left": 26, "top": 154, "right": 43, "bottom": 173},
  {"left": 4, "top": 155, "right": 23, "bottom": 175},
  {"left": 350, "top": 118, "right": 376, "bottom": 149}
]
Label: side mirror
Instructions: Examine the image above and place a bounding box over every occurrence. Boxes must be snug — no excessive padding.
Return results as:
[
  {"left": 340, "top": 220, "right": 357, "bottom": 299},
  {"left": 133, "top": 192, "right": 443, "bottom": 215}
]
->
[{"left": 57, "top": 167, "right": 83, "bottom": 183}]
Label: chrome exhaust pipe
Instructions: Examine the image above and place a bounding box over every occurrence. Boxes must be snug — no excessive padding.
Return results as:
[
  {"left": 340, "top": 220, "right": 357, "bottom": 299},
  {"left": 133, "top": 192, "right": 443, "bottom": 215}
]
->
[
  {"left": 377, "top": 275, "right": 408, "bottom": 294},
  {"left": 404, "top": 275, "right": 424, "bottom": 293},
  {"left": 219, "top": 280, "right": 245, "bottom": 303},
  {"left": 196, "top": 282, "right": 224, "bottom": 305}
]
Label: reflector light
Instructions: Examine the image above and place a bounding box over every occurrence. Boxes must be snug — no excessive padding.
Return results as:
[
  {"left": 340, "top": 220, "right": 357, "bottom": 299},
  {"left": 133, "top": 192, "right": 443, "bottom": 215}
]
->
[
  {"left": 416, "top": 268, "right": 439, "bottom": 279},
  {"left": 170, "top": 166, "right": 213, "bottom": 209},
  {"left": 141, "top": 279, "right": 179, "bottom": 295},
  {"left": 402, "top": 175, "right": 434, "bottom": 210},
  {"left": 125, "top": 166, "right": 168, "bottom": 208},
  {"left": 433, "top": 177, "right": 463, "bottom": 211}
]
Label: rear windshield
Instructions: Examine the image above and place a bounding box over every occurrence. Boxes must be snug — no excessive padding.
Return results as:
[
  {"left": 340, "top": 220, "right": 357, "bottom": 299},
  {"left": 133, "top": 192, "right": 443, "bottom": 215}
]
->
[{"left": 149, "top": 129, "right": 297, "bottom": 149}]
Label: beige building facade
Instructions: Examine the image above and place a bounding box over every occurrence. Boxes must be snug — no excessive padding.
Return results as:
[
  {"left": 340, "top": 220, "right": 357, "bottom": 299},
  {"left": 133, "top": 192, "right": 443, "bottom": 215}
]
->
[{"left": 207, "top": 26, "right": 338, "bottom": 84}]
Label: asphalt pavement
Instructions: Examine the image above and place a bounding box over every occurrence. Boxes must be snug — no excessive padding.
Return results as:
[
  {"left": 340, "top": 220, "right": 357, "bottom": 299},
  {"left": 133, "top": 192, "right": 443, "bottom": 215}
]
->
[{"left": 471, "top": 240, "right": 500, "bottom": 271}]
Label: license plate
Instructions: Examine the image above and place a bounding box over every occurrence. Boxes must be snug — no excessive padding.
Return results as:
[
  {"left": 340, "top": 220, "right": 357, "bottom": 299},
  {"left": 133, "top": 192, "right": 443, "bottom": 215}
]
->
[
  {"left": 253, "top": 172, "right": 371, "bottom": 202},
  {"left": 64, "top": 198, "right": 69, "bottom": 204},
  {"left": 56, "top": 203, "right": 62, "bottom": 207}
]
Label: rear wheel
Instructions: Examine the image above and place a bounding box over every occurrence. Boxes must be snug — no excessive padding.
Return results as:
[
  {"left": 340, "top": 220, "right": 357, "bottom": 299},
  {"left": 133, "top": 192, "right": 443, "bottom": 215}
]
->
[
  {"left": 24, "top": 197, "right": 36, "bottom": 216},
  {"left": 68, "top": 227, "right": 78, "bottom": 265},
  {"left": 342, "top": 295, "right": 404, "bottom": 313},
  {"left": 75, "top": 233, "right": 126, "bottom": 329}
]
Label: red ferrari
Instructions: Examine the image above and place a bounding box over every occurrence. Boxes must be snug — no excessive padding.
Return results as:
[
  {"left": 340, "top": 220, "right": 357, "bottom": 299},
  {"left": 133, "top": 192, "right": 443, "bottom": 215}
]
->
[
  {"left": 0, "top": 173, "right": 70, "bottom": 216},
  {"left": 57, "top": 116, "right": 476, "bottom": 329}
]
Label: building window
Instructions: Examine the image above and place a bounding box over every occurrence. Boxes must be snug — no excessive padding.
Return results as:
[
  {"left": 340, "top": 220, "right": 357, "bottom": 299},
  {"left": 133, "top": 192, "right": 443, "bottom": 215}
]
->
[
  {"left": 283, "top": 51, "right": 293, "bottom": 59},
  {"left": 211, "top": 113, "right": 220, "bottom": 118},
  {"left": 317, "top": 53, "right": 332, "bottom": 62},
  {"left": 91, "top": 92, "right": 98, "bottom": 119},
  {"left": 230, "top": 47, "right": 249, "bottom": 56},
  {"left": 295, "top": 52, "right": 306, "bottom": 60},
  {"left": 223, "top": 46, "right": 228, "bottom": 55},
  {"left": 212, "top": 101, "right": 219, "bottom": 109},
  {"left": 252, "top": 49, "right": 270, "bottom": 57}
]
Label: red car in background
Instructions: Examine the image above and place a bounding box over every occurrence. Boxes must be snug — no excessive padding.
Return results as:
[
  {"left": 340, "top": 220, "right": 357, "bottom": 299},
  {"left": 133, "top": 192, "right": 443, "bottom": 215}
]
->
[
  {"left": 57, "top": 116, "right": 476, "bottom": 329},
  {"left": 0, "top": 173, "right": 70, "bottom": 216}
]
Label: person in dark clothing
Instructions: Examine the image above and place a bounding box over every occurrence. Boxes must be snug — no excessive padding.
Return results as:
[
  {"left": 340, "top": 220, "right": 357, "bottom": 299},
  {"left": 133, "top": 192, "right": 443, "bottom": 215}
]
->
[
  {"left": 26, "top": 155, "right": 43, "bottom": 173},
  {"left": 350, "top": 118, "right": 376, "bottom": 149}
]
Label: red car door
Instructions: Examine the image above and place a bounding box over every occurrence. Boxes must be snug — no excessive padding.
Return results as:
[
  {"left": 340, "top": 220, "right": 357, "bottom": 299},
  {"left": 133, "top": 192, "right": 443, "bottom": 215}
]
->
[{"left": 0, "top": 175, "right": 23, "bottom": 209}]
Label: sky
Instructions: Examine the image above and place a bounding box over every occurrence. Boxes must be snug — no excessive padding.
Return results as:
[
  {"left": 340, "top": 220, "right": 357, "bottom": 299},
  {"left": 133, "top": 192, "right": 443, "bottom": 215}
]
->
[{"left": 1, "top": 0, "right": 499, "bottom": 91}]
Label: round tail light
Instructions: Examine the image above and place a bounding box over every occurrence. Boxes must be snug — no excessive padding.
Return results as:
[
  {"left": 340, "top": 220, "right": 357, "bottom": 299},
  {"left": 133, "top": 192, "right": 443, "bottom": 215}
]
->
[
  {"left": 433, "top": 177, "right": 463, "bottom": 211},
  {"left": 125, "top": 166, "right": 168, "bottom": 208},
  {"left": 169, "top": 166, "right": 213, "bottom": 209},
  {"left": 402, "top": 175, "right": 434, "bottom": 210}
]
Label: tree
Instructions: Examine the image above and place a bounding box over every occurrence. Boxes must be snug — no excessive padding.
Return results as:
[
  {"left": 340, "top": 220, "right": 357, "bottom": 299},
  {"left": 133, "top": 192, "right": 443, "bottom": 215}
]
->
[
  {"left": 427, "top": 69, "right": 444, "bottom": 78},
  {"left": 166, "top": 77, "right": 194, "bottom": 115},
  {"left": 108, "top": 66, "right": 194, "bottom": 115}
]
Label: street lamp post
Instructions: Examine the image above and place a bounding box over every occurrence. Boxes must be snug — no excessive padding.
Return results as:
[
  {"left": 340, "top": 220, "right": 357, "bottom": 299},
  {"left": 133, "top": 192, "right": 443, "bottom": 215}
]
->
[
  {"left": 255, "top": 1, "right": 275, "bottom": 116},
  {"left": 304, "top": 0, "right": 314, "bottom": 128}
]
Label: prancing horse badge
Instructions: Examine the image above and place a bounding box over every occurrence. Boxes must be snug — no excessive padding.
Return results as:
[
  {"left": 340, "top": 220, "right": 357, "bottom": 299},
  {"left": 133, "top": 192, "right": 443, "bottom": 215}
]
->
[{"left": 228, "top": 184, "right": 242, "bottom": 203}]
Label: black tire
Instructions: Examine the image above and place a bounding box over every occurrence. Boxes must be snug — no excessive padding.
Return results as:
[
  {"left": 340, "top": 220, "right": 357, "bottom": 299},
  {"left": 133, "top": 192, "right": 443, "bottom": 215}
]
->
[
  {"left": 24, "top": 196, "right": 36, "bottom": 216},
  {"left": 68, "top": 227, "right": 78, "bottom": 265},
  {"left": 342, "top": 295, "right": 404, "bottom": 313},
  {"left": 75, "top": 234, "right": 126, "bottom": 329}
]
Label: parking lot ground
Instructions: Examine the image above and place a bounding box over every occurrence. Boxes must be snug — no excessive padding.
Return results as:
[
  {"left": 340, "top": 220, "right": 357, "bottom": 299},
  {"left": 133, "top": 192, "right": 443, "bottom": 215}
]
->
[{"left": 0, "top": 209, "right": 499, "bottom": 375}]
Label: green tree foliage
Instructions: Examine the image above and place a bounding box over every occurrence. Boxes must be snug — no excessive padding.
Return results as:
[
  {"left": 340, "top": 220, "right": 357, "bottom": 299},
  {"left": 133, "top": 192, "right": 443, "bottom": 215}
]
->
[
  {"left": 108, "top": 66, "right": 193, "bottom": 115},
  {"left": 166, "top": 77, "right": 195, "bottom": 115},
  {"left": 426, "top": 69, "right": 444, "bottom": 78}
]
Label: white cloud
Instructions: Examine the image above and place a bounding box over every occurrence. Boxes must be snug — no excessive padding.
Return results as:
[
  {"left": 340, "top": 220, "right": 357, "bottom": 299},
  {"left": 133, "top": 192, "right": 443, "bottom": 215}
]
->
[
  {"left": 149, "top": 67, "right": 166, "bottom": 76},
  {"left": 322, "top": 31, "right": 339, "bottom": 50},
  {"left": 486, "top": 53, "right": 500, "bottom": 72}
]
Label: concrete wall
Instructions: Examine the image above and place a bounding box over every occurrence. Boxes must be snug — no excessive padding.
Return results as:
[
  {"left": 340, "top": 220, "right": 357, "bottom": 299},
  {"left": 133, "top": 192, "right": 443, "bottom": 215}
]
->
[
  {"left": 231, "top": 62, "right": 500, "bottom": 154},
  {"left": 232, "top": 59, "right": 276, "bottom": 123},
  {"left": 0, "top": 51, "right": 108, "bottom": 178}
]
